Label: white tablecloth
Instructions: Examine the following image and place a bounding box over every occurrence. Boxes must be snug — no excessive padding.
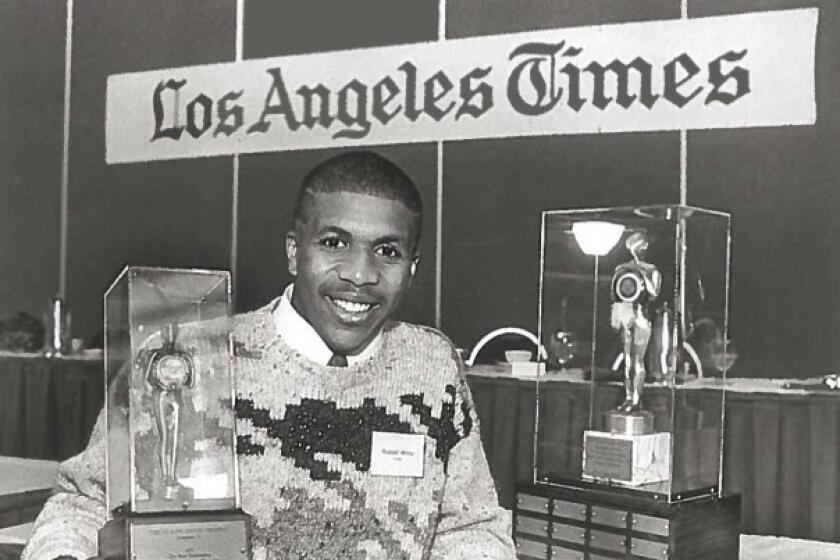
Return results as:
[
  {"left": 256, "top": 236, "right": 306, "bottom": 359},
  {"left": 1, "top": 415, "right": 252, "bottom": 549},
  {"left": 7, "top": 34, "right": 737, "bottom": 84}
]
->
[
  {"left": 0, "top": 456, "right": 58, "bottom": 495},
  {"left": 0, "top": 524, "right": 32, "bottom": 545},
  {"left": 741, "top": 534, "right": 840, "bottom": 559}
]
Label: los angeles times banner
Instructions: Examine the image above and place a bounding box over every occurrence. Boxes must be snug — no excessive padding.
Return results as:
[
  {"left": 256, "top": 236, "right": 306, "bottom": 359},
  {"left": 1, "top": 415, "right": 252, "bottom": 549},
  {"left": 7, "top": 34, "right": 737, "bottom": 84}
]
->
[{"left": 105, "top": 8, "right": 817, "bottom": 164}]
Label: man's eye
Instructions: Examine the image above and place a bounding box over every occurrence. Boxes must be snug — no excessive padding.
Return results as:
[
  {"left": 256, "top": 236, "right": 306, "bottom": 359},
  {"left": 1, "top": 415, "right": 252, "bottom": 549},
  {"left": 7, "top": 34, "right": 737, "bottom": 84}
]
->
[
  {"left": 375, "top": 245, "right": 402, "bottom": 259},
  {"left": 321, "top": 237, "right": 347, "bottom": 250}
]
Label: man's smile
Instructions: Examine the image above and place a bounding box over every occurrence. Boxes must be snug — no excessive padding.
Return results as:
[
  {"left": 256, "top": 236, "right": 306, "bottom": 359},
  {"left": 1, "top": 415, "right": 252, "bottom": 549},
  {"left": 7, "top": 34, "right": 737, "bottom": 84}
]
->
[{"left": 326, "top": 295, "right": 380, "bottom": 323}]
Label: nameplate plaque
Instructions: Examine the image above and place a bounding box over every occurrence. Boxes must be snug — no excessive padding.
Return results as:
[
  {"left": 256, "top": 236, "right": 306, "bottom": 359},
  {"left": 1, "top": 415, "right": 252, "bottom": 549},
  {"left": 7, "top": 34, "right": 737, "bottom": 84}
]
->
[
  {"left": 582, "top": 430, "right": 671, "bottom": 485},
  {"left": 129, "top": 514, "right": 249, "bottom": 560},
  {"left": 584, "top": 434, "right": 633, "bottom": 481}
]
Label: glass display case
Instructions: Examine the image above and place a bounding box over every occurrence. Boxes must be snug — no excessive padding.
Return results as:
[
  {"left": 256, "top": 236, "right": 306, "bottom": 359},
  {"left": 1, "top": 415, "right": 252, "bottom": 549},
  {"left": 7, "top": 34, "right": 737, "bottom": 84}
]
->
[
  {"left": 534, "top": 205, "right": 731, "bottom": 502},
  {"left": 103, "top": 266, "right": 239, "bottom": 515}
]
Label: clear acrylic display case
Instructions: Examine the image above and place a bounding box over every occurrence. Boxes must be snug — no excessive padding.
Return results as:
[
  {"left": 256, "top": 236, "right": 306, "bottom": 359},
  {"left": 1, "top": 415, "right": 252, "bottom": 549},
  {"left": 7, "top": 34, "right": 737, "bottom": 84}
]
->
[
  {"left": 104, "top": 266, "right": 239, "bottom": 514},
  {"left": 535, "top": 205, "right": 730, "bottom": 502}
]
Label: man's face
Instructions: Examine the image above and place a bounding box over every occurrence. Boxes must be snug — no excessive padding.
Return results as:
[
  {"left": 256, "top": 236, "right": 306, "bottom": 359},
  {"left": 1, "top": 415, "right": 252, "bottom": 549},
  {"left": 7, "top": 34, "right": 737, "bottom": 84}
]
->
[{"left": 287, "top": 191, "right": 419, "bottom": 356}]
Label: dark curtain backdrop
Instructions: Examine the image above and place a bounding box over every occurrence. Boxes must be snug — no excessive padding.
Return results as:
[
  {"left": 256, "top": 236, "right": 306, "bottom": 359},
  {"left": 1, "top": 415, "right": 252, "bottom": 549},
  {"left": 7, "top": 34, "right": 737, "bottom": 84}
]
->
[
  {"left": 0, "top": 0, "right": 838, "bottom": 378},
  {"left": 65, "top": 0, "right": 236, "bottom": 344},
  {"left": 0, "top": 0, "right": 65, "bottom": 321}
]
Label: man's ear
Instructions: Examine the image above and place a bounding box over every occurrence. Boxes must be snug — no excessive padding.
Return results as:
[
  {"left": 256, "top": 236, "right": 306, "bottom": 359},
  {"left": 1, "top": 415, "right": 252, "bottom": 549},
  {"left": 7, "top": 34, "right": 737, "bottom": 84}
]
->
[{"left": 286, "top": 232, "right": 298, "bottom": 276}]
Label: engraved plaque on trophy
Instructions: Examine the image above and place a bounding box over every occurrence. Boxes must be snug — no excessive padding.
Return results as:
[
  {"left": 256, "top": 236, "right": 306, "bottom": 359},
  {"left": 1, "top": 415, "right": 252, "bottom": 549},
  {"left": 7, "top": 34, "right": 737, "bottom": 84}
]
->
[
  {"left": 582, "top": 429, "right": 671, "bottom": 486},
  {"left": 101, "top": 266, "right": 250, "bottom": 560}
]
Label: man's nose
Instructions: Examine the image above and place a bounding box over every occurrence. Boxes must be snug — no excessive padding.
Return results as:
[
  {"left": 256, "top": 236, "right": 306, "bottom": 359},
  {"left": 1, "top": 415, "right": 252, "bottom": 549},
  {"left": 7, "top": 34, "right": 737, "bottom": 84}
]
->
[{"left": 338, "top": 250, "right": 378, "bottom": 285}]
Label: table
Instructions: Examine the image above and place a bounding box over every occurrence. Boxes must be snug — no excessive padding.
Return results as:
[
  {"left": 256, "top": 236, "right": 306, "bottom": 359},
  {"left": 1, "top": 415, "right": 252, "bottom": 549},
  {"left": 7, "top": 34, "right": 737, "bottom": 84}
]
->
[
  {"left": 467, "top": 371, "right": 840, "bottom": 542},
  {"left": 4, "top": 352, "right": 840, "bottom": 542},
  {"left": 0, "top": 456, "right": 58, "bottom": 529},
  {"left": 0, "top": 353, "right": 102, "bottom": 461},
  {"left": 740, "top": 534, "right": 840, "bottom": 559},
  {"left": 0, "top": 456, "right": 58, "bottom": 560}
]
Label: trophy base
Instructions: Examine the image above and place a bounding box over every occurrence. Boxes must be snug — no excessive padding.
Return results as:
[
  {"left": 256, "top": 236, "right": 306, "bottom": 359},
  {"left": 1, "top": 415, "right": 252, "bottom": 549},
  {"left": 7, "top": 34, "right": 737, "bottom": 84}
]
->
[
  {"left": 98, "top": 509, "right": 251, "bottom": 560},
  {"left": 607, "top": 410, "right": 654, "bottom": 435},
  {"left": 582, "top": 430, "right": 671, "bottom": 486}
]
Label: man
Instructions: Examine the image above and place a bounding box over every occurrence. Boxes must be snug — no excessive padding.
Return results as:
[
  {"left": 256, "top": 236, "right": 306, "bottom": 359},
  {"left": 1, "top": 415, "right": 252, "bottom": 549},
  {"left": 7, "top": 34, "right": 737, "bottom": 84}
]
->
[{"left": 23, "top": 151, "right": 515, "bottom": 560}]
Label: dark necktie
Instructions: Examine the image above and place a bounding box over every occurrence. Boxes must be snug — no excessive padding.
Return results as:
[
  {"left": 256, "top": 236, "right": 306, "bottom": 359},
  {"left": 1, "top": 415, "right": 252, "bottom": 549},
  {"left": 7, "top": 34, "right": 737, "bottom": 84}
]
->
[{"left": 328, "top": 353, "right": 348, "bottom": 367}]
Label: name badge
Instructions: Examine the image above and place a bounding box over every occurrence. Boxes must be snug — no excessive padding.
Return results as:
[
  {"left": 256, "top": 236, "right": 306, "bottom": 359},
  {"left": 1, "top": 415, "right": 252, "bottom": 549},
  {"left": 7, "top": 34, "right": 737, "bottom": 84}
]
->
[{"left": 370, "top": 432, "right": 425, "bottom": 477}]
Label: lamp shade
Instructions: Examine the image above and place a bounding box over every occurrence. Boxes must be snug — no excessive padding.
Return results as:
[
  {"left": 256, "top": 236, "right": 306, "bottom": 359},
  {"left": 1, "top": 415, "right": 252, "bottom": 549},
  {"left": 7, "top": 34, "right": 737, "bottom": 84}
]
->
[{"left": 572, "top": 221, "right": 625, "bottom": 256}]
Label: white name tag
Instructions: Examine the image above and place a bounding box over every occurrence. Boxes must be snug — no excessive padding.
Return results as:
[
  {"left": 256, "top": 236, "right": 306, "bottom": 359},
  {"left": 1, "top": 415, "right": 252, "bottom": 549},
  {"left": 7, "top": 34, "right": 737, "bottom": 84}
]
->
[{"left": 369, "top": 432, "right": 425, "bottom": 477}]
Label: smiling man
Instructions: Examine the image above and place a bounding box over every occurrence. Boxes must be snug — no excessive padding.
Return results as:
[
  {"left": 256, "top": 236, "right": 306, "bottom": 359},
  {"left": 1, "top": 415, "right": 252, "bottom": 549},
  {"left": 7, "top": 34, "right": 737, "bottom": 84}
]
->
[
  {"left": 23, "top": 151, "right": 515, "bottom": 560},
  {"left": 229, "top": 151, "right": 517, "bottom": 558},
  {"left": 281, "top": 152, "right": 423, "bottom": 364}
]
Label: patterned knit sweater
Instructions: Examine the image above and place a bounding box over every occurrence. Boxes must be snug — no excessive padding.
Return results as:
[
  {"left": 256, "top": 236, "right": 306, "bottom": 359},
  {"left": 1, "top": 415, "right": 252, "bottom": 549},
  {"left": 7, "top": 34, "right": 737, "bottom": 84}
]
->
[{"left": 22, "top": 302, "right": 515, "bottom": 560}]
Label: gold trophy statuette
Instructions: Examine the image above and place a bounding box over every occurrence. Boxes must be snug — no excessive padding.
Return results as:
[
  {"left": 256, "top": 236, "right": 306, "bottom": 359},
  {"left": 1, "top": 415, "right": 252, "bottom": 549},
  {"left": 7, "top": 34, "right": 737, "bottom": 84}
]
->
[
  {"left": 145, "top": 323, "right": 195, "bottom": 501},
  {"left": 610, "top": 232, "right": 661, "bottom": 415}
]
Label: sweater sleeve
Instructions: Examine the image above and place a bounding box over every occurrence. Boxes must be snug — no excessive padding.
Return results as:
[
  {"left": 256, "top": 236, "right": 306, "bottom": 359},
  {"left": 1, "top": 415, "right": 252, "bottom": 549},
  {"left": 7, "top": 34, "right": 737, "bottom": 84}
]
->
[
  {"left": 430, "top": 371, "right": 516, "bottom": 560},
  {"left": 21, "top": 409, "right": 109, "bottom": 560}
]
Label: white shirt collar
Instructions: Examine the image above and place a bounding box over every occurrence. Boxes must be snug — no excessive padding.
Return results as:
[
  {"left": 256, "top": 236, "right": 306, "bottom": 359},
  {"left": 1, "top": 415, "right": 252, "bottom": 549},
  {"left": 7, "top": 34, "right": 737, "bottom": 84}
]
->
[{"left": 272, "top": 284, "right": 382, "bottom": 366}]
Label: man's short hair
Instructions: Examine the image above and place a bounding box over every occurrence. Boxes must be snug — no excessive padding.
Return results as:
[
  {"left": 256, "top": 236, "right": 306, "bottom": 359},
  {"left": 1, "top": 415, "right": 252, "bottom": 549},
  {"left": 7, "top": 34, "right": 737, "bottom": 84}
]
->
[{"left": 292, "top": 151, "right": 423, "bottom": 250}]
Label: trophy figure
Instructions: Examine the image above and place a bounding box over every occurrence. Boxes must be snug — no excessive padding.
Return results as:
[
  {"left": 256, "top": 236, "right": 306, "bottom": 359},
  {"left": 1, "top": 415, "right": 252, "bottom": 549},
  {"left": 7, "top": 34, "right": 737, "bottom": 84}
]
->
[
  {"left": 610, "top": 232, "right": 661, "bottom": 413},
  {"left": 144, "top": 323, "right": 195, "bottom": 500}
]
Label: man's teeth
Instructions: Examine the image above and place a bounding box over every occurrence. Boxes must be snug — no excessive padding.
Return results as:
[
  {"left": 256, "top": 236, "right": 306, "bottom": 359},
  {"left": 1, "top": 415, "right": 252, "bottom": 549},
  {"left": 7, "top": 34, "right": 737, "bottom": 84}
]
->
[{"left": 331, "top": 298, "right": 374, "bottom": 313}]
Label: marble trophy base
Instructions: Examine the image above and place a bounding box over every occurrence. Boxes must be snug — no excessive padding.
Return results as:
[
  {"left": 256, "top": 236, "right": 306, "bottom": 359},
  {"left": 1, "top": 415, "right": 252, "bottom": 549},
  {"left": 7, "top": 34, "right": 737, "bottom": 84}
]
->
[{"left": 582, "top": 429, "right": 671, "bottom": 486}]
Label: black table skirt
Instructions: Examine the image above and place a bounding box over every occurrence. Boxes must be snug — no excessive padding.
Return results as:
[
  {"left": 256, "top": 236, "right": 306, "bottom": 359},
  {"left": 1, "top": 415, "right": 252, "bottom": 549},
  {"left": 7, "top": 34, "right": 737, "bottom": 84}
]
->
[
  {"left": 0, "top": 354, "right": 102, "bottom": 461},
  {"left": 2, "top": 354, "right": 838, "bottom": 542},
  {"left": 0, "top": 544, "right": 23, "bottom": 560}
]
